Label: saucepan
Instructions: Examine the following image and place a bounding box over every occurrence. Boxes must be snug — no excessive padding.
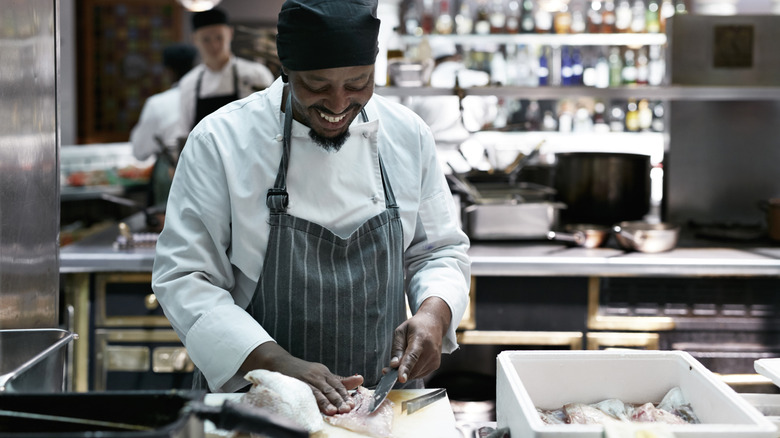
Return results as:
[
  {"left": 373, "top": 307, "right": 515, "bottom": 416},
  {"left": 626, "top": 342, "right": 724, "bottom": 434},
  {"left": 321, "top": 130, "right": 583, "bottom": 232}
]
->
[
  {"left": 613, "top": 221, "right": 681, "bottom": 253},
  {"left": 547, "top": 224, "right": 611, "bottom": 248}
]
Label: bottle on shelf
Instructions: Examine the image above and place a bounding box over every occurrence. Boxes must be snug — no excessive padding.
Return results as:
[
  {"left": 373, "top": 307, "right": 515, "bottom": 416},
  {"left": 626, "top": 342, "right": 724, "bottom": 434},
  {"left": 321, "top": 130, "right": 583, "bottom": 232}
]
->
[
  {"left": 651, "top": 100, "right": 665, "bottom": 132},
  {"left": 489, "top": 0, "right": 507, "bottom": 33},
  {"left": 621, "top": 48, "right": 637, "bottom": 85},
  {"left": 608, "top": 100, "right": 626, "bottom": 132},
  {"left": 635, "top": 46, "right": 649, "bottom": 85},
  {"left": 542, "top": 109, "right": 559, "bottom": 131},
  {"left": 595, "top": 47, "right": 610, "bottom": 88},
  {"left": 573, "top": 105, "right": 594, "bottom": 131},
  {"left": 521, "top": 0, "right": 536, "bottom": 32},
  {"left": 524, "top": 100, "right": 542, "bottom": 130},
  {"left": 553, "top": 3, "right": 573, "bottom": 34},
  {"left": 637, "top": 98, "right": 653, "bottom": 131},
  {"left": 625, "top": 98, "right": 640, "bottom": 132},
  {"left": 571, "top": 47, "right": 584, "bottom": 85},
  {"left": 674, "top": 0, "right": 687, "bottom": 14},
  {"left": 614, "top": 0, "right": 632, "bottom": 32},
  {"left": 403, "top": 0, "right": 422, "bottom": 36},
  {"left": 582, "top": 47, "right": 597, "bottom": 86},
  {"left": 455, "top": 1, "right": 475, "bottom": 34},
  {"left": 600, "top": 0, "right": 616, "bottom": 33},
  {"left": 421, "top": 0, "right": 435, "bottom": 34},
  {"left": 607, "top": 46, "right": 622, "bottom": 87},
  {"left": 535, "top": 1, "right": 554, "bottom": 33},
  {"left": 516, "top": 44, "right": 538, "bottom": 85},
  {"left": 506, "top": 0, "right": 521, "bottom": 33},
  {"left": 659, "top": 0, "right": 674, "bottom": 32},
  {"left": 537, "top": 46, "right": 550, "bottom": 85},
  {"left": 645, "top": 0, "right": 660, "bottom": 33},
  {"left": 474, "top": 0, "right": 492, "bottom": 34},
  {"left": 630, "top": 0, "right": 646, "bottom": 33},
  {"left": 587, "top": 0, "right": 603, "bottom": 33},
  {"left": 570, "top": 0, "right": 588, "bottom": 33},
  {"left": 593, "top": 100, "right": 610, "bottom": 132},
  {"left": 436, "top": 0, "right": 454, "bottom": 34},
  {"left": 557, "top": 99, "right": 574, "bottom": 132},
  {"left": 647, "top": 44, "right": 664, "bottom": 86},
  {"left": 561, "top": 46, "right": 574, "bottom": 85},
  {"left": 490, "top": 46, "right": 508, "bottom": 85}
]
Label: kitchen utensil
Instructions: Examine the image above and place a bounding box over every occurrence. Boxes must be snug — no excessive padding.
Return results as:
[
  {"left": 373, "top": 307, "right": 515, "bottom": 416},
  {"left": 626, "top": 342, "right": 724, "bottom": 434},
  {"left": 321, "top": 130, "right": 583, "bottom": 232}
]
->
[
  {"left": 553, "top": 152, "right": 651, "bottom": 226},
  {"left": 613, "top": 221, "right": 680, "bottom": 253},
  {"left": 369, "top": 368, "right": 398, "bottom": 414},
  {"left": 502, "top": 140, "right": 545, "bottom": 183},
  {"left": 547, "top": 224, "right": 611, "bottom": 248},
  {"left": 401, "top": 388, "right": 447, "bottom": 415}
]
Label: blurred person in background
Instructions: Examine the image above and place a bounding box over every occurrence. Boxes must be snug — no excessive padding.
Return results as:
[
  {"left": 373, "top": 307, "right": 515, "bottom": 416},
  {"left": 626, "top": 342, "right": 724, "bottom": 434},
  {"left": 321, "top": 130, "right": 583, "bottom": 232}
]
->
[
  {"left": 173, "top": 7, "right": 275, "bottom": 140},
  {"left": 130, "top": 43, "right": 197, "bottom": 206}
]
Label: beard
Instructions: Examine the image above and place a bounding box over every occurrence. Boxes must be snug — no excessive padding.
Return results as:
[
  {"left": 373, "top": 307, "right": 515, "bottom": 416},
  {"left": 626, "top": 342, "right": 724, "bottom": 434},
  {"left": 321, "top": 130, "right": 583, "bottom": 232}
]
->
[{"left": 308, "top": 128, "right": 350, "bottom": 152}]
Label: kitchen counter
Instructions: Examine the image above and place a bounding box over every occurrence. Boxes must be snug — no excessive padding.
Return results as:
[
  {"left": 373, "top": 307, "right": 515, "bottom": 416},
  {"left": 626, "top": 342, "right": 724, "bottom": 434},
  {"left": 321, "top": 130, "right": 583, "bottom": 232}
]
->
[{"left": 61, "top": 215, "right": 780, "bottom": 278}]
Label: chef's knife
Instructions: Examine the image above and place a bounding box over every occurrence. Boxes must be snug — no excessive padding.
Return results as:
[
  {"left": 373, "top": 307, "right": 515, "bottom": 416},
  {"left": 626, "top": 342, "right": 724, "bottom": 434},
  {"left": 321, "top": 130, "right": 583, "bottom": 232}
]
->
[{"left": 369, "top": 368, "right": 399, "bottom": 414}]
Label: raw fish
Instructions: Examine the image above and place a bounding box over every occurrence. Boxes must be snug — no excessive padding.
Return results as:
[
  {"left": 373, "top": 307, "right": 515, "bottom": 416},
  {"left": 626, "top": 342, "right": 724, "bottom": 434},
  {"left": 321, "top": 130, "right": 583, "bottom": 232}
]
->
[
  {"left": 631, "top": 402, "right": 688, "bottom": 425},
  {"left": 592, "top": 399, "right": 632, "bottom": 422},
  {"left": 325, "top": 386, "right": 395, "bottom": 438},
  {"left": 563, "top": 402, "right": 619, "bottom": 424},
  {"left": 537, "top": 408, "right": 566, "bottom": 424},
  {"left": 657, "top": 386, "right": 700, "bottom": 424},
  {"left": 240, "top": 369, "right": 324, "bottom": 433}
]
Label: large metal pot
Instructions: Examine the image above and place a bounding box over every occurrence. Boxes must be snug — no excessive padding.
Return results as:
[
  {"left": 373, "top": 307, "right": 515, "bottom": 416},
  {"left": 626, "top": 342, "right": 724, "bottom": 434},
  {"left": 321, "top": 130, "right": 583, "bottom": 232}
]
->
[
  {"left": 553, "top": 152, "right": 651, "bottom": 226},
  {"left": 613, "top": 221, "right": 680, "bottom": 253}
]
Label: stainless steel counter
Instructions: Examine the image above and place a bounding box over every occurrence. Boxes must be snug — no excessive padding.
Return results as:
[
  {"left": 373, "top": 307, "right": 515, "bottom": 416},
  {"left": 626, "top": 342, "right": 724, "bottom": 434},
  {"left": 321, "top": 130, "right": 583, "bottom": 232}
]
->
[{"left": 60, "top": 214, "right": 780, "bottom": 278}]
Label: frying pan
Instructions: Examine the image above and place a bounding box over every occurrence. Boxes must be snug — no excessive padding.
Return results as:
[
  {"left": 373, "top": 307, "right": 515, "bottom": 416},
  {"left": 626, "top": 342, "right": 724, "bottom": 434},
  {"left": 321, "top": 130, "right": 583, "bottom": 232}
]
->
[
  {"left": 547, "top": 224, "right": 611, "bottom": 248},
  {"left": 613, "top": 221, "right": 680, "bottom": 253}
]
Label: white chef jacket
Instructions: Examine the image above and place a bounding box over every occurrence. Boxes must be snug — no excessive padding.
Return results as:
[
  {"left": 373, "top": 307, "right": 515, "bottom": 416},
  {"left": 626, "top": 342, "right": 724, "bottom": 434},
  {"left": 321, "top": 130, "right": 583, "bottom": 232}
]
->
[
  {"left": 172, "top": 56, "right": 275, "bottom": 142},
  {"left": 130, "top": 86, "right": 181, "bottom": 161},
  {"left": 152, "top": 77, "right": 471, "bottom": 393}
]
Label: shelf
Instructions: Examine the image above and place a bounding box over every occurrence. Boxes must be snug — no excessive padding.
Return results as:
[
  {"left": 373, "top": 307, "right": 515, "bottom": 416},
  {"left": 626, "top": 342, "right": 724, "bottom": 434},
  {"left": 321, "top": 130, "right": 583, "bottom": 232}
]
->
[
  {"left": 377, "top": 85, "right": 780, "bottom": 100},
  {"left": 399, "top": 33, "right": 667, "bottom": 47}
]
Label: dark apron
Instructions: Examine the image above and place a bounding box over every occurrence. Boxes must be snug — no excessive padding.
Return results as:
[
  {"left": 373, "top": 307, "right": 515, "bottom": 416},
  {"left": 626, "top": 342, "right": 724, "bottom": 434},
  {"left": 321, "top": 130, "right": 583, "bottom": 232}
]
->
[
  {"left": 193, "top": 92, "right": 414, "bottom": 391},
  {"left": 192, "top": 63, "right": 239, "bottom": 129}
]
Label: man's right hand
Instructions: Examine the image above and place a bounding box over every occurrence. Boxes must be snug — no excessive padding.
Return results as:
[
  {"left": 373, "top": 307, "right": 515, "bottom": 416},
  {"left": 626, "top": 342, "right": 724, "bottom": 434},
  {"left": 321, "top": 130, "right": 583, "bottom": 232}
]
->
[{"left": 241, "top": 341, "right": 364, "bottom": 415}]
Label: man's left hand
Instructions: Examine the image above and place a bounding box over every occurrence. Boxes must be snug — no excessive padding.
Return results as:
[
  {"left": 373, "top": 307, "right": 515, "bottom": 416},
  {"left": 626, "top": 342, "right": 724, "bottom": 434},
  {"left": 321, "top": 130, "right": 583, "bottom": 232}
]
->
[{"left": 389, "top": 296, "right": 452, "bottom": 383}]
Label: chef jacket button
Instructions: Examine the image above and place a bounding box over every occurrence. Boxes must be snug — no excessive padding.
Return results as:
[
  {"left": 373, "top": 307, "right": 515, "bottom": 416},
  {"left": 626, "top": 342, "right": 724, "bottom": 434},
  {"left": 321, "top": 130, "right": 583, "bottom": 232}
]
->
[
  {"left": 362, "top": 131, "right": 370, "bottom": 139},
  {"left": 371, "top": 193, "right": 381, "bottom": 203},
  {"left": 275, "top": 134, "right": 283, "bottom": 142}
]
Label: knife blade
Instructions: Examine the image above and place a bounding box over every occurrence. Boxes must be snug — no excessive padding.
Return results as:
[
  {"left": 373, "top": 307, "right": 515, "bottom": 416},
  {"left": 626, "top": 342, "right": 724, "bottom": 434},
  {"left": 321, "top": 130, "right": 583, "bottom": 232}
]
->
[
  {"left": 402, "top": 388, "right": 447, "bottom": 415},
  {"left": 369, "top": 368, "right": 399, "bottom": 413}
]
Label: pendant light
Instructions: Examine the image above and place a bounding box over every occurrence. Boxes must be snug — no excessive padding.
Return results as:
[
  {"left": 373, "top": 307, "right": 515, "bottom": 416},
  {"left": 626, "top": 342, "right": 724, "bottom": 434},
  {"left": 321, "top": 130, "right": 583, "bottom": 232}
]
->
[{"left": 177, "top": 0, "right": 223, "bottom": 12}]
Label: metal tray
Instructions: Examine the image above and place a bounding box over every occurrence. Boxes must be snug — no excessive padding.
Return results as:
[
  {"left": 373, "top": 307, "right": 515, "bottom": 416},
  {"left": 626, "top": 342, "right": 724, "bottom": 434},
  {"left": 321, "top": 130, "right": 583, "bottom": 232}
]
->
[{"left": 0, "top": 329, "right": 76, "bottom": 393}]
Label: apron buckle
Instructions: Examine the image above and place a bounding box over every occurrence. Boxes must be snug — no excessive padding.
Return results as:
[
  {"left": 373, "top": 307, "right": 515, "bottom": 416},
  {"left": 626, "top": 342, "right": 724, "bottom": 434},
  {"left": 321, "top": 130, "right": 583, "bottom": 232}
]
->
[{"left": 266, "top": 188, "right": 289, "bottom": 212}]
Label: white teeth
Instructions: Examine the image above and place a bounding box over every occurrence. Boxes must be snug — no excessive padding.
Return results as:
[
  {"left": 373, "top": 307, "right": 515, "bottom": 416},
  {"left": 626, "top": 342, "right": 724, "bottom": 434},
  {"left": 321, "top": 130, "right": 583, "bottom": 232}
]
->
[{"left": 320, "top": 111, "right": 346, "bottom": 123}]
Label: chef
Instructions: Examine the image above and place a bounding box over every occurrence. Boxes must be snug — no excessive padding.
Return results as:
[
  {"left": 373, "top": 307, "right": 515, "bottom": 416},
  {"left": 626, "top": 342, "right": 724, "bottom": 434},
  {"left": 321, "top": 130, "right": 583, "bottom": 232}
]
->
[
  {"left": 130, "top": 43, "right": 197, "bottom": 206},
  {"left": 152, "top": 0, "right": 470, "bottom": 416},
  {"left": 171, "top": 8, "right": 275, "bottom": 142}
]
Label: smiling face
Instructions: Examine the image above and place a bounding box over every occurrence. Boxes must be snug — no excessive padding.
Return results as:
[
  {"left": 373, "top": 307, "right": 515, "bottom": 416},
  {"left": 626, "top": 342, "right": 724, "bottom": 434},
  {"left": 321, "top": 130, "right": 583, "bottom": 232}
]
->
[{"left": 285, "top": 65, "right": 375, "bottom": 150}]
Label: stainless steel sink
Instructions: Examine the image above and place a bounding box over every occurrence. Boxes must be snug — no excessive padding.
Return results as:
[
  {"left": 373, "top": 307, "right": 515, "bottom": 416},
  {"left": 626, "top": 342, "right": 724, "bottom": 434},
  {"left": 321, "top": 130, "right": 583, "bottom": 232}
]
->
[{"left": 0, "top": 328, "right": 76, "bottom": 392}]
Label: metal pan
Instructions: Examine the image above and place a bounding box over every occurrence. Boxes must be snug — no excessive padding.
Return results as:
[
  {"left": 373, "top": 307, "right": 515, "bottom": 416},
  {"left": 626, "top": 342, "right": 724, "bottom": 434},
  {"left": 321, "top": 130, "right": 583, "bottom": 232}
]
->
[
  {"left": 613, "top": 221, "right": 680, "bottom": 253},
  {"left": 547, "top": 224, "right": 611, "bottom": 248}
]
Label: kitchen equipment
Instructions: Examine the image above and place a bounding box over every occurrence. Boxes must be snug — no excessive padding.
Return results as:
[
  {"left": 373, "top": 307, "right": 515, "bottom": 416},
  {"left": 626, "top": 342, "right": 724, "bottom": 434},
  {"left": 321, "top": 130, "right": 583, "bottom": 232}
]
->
[
  {"left": 464, "top": 201, "right": 565, "bottom": 240},
  {"left": 547, "top": 224, "right": 611, "bottom": 248},
  {"left": 613, "top": 221, "right": 680, "bottom": 253},
  {"left": 401, "top": 388, "right": 447, "bottom": 415},
  {"left": 760, "top": 198, "right": 780, "bottom": 242},
  {"left": 369, "top": 368, "right": 398, "bottom": 413},
  {"left": 553, "top": 152, "right": 651, "bottom": 226},
  {"left": 100, "top": 193, "right": 165, "bottom": 232},
  {"left": 0, "top": 391, "right": 308, "bottom": 438},
  {"left": 496, "top": 350, "right": 778, "bottom": 438},
  {"left": 0, "top": 329, "right": 76, "bottom": 393}
]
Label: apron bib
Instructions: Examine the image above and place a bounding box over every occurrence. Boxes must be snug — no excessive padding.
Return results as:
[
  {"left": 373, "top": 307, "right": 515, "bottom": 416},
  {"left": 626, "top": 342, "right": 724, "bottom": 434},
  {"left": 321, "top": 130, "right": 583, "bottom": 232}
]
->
[{"left": 192, "top": 63, "right": 239, "bottom": 129}]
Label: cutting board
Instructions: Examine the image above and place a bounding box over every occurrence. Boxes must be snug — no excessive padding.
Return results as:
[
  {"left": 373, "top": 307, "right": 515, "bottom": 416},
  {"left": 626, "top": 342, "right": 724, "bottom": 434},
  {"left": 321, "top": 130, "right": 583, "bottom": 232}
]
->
[{"left": 204, "top": 389, "right": 459, "bottom": 438}]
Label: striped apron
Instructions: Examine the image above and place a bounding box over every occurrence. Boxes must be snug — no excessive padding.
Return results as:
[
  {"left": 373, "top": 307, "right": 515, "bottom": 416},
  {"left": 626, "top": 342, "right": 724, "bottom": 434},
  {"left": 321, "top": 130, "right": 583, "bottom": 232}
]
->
[{"left": 192, "top": 93, "right": 410, "bottom": 391}]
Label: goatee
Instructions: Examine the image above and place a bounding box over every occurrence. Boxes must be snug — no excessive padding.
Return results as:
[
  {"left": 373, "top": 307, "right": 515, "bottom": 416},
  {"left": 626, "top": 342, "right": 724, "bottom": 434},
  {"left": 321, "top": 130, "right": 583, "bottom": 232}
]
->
[{"left": 309, "top": 129, "right": 350, "bottom": 152}]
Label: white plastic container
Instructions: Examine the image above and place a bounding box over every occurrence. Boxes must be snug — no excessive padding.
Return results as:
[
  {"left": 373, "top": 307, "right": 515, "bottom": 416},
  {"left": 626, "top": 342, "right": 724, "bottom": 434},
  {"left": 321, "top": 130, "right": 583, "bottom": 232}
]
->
[{"left": 497, "top": 350, "right": 778, "bottom": 438}]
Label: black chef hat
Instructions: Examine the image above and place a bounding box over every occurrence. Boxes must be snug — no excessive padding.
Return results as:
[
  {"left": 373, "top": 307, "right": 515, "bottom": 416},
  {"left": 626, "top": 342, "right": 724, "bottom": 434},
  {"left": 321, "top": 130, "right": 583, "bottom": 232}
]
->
[
  {"left": 163, "top": 43, "right": 197, "bottom": 80},
  {"left": 192, "top": 8, "right": 228, "bottom": 30},
  {"left": 276, "top": 0, "right": 380, "bottom": 72}
]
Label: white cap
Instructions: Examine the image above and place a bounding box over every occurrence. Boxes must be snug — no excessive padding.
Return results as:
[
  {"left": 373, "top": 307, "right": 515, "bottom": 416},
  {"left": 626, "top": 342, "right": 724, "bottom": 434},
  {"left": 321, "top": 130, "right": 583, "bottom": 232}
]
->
[{"left": 429, "top": 36, "right": 457, "bottom": 61}]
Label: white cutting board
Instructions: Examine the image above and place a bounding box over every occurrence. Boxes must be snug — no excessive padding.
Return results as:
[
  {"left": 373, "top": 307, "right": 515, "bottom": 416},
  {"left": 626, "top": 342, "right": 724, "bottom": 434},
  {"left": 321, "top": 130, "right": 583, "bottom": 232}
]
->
[{"left": 204, "top": 388, "right": 459, "bottom": 438}]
